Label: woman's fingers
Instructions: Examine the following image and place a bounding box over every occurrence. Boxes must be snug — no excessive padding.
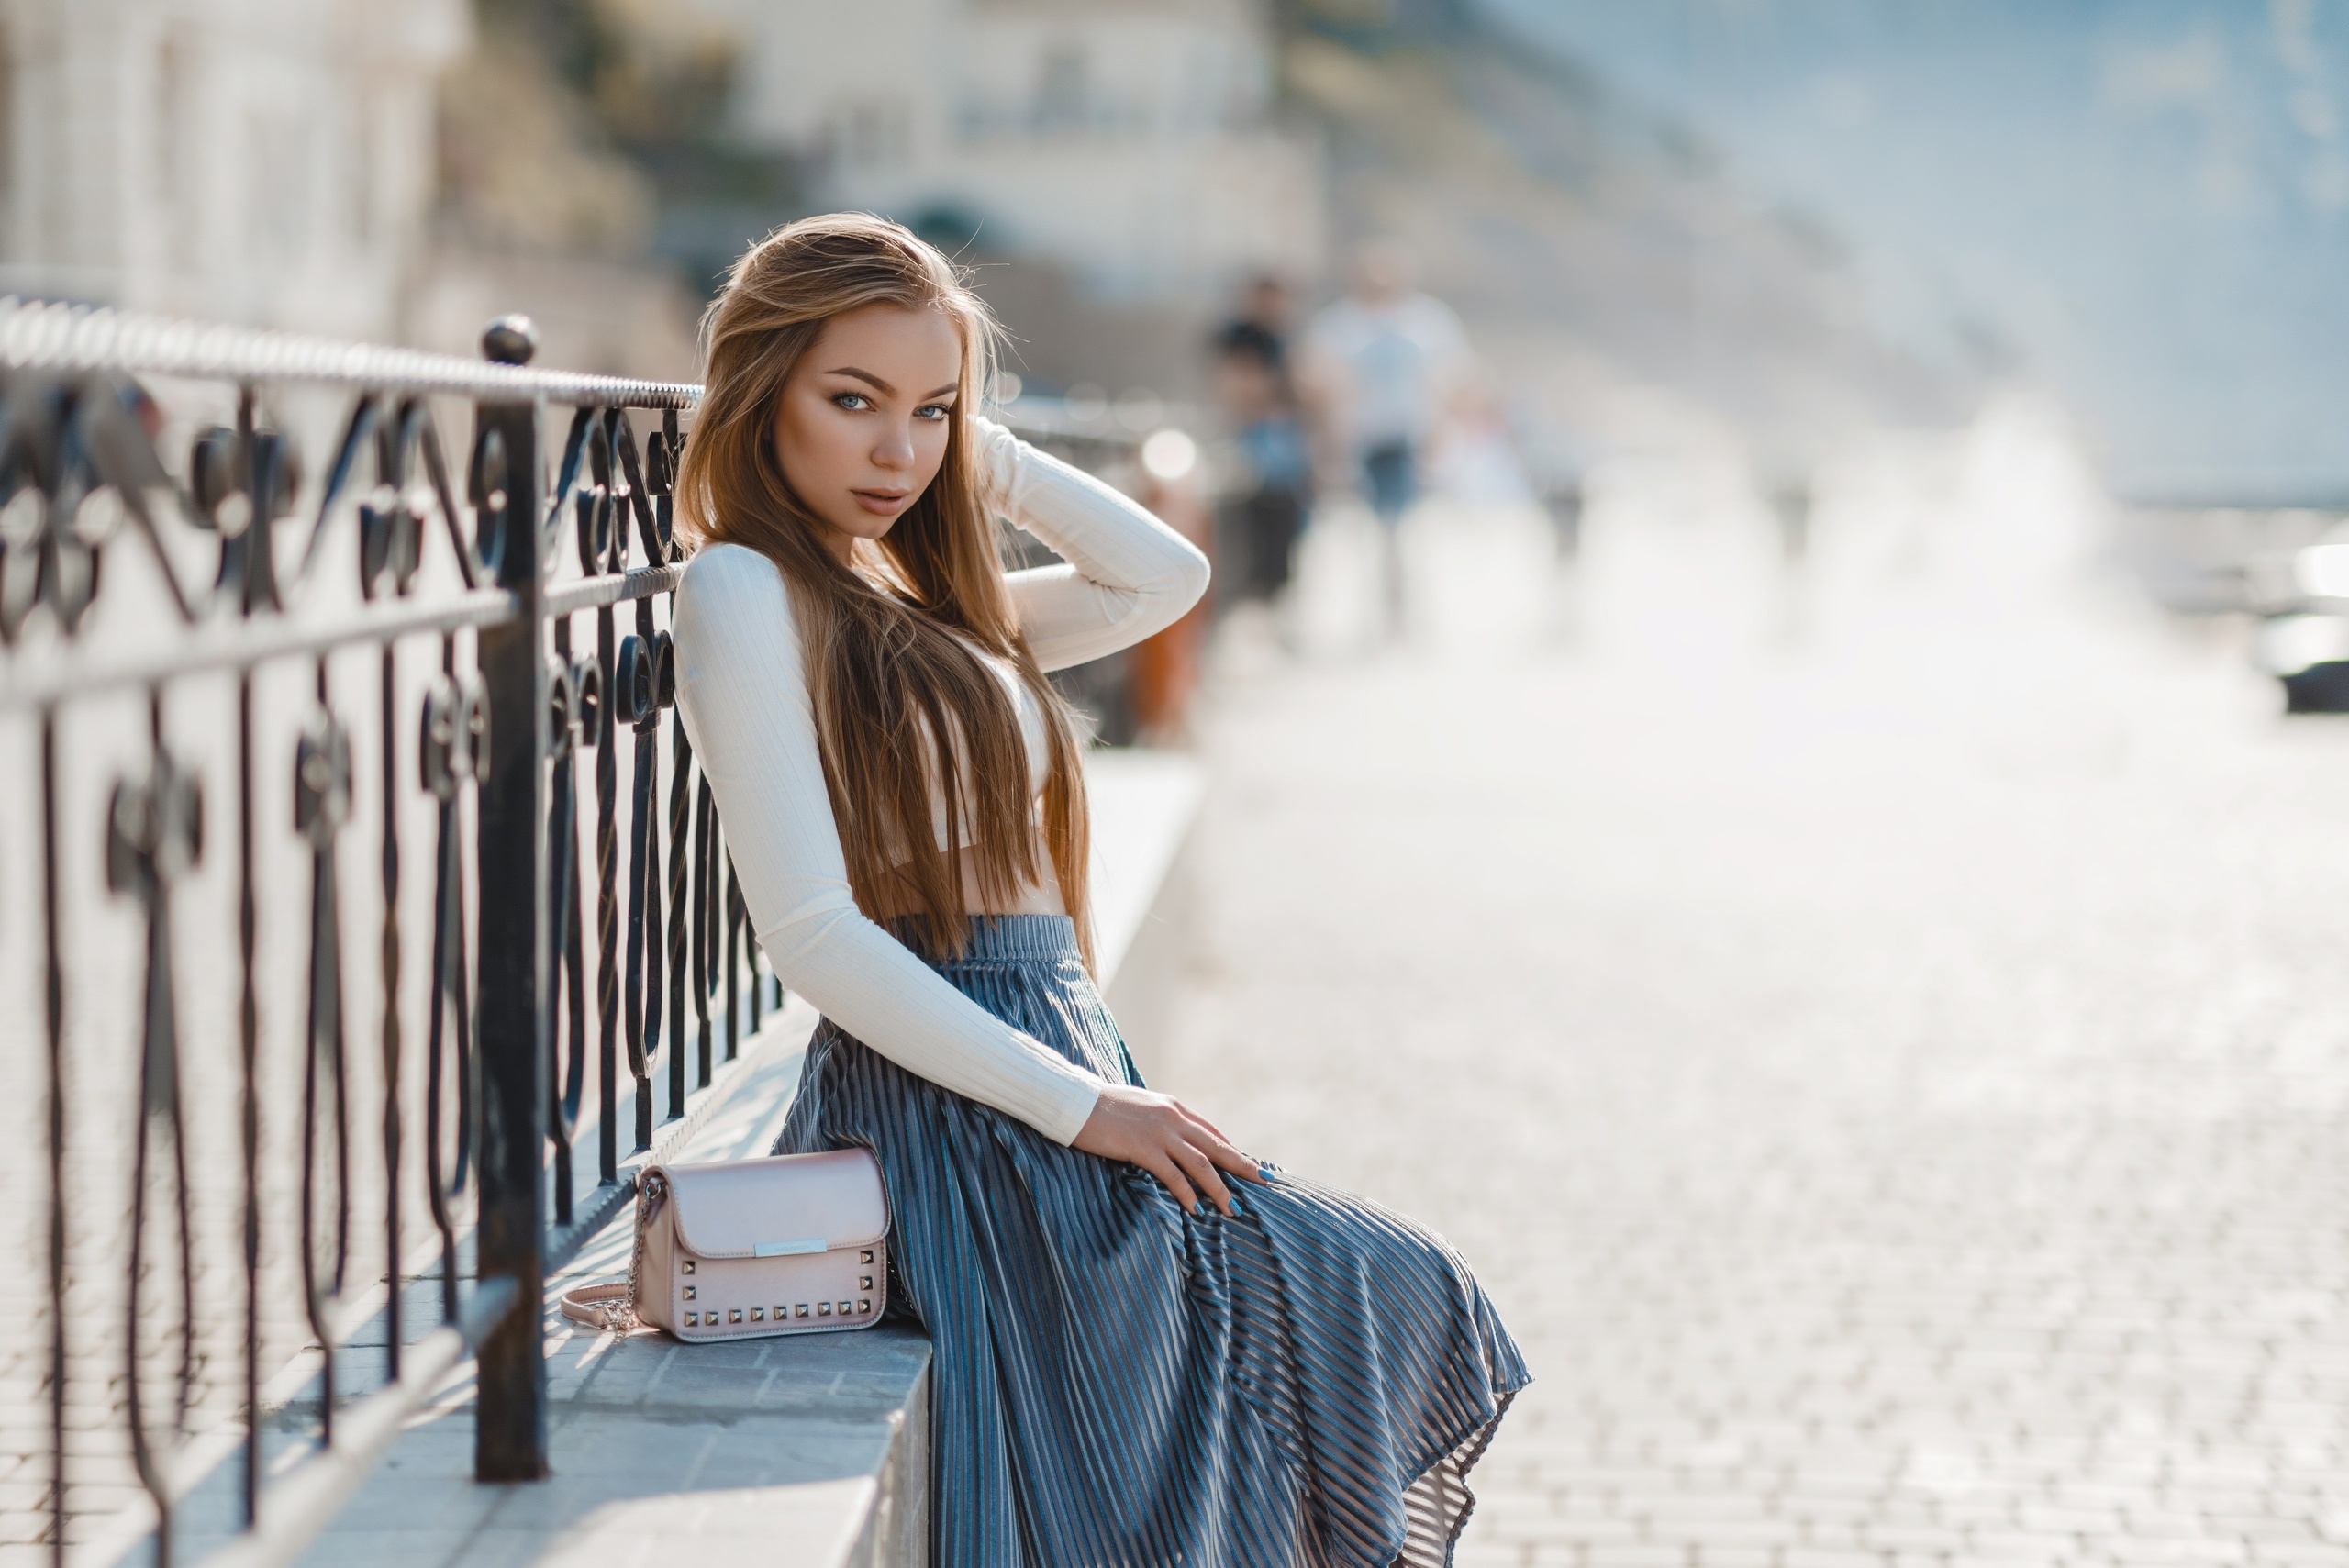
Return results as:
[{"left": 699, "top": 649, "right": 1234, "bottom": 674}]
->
[
  {"left": 1170, "top": 1103, "right": 1266, "bottom": 1184},
  {"left": 1139, "top": 1148, "right": 1197, "bottom": 1213},
  {"left": 1211, "top": 1138, "right": 1268, "bottom": 1184},
  {"left": 1075, "top": 1086, "right": 1266, "bottom": 1214},
  {"left": 1183, "top": 1115, "right": 1267, "bottom": 1184},
  {"left": 1168, "top": 1136, "right": 1235, "bottom": 1216}
]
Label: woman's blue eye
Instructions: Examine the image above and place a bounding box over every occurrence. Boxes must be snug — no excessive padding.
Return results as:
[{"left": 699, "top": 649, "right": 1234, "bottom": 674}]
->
[
  {"left": 832, "top": 392, "right": 872, "bottom": 411},
  {"left": 915, "top": 404, "right": 952, "bottom": 421}
]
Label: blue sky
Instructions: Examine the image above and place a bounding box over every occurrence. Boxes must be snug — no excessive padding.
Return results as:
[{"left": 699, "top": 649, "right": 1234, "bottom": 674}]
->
[{"left": 1473, "top": 0, "right": 2349, "bottom": 498}]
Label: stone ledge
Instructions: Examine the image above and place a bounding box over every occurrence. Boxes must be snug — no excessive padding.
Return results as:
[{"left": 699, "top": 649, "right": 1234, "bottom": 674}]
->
[{"left": 274, "top": 1328, "right": 932, "bottom": 1568}]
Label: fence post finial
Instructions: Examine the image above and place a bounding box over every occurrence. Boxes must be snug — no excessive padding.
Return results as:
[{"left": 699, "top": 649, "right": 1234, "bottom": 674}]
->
[{"left": 482, "top": 316, "right": 539, "bottom": 367}]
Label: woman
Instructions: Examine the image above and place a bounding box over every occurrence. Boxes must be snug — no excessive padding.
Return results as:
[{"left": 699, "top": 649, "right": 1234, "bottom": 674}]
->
[{"left": 672, "top": 213, "right": 1526, "bottom": 1568}]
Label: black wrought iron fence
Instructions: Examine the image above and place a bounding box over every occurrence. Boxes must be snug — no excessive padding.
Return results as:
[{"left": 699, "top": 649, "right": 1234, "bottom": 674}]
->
[{"left": 0, "top": 299, "right": 793, "bottom": 1568}]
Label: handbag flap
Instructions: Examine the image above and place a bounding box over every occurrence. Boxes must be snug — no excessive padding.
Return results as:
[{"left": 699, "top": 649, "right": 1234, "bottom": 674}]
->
[{"left": 651, "top": 1148, "right": 889, "bottom": 1258}]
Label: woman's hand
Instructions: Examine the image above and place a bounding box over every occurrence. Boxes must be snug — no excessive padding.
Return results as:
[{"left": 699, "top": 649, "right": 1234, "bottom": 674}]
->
[{"left": 1073, "top": 1083, "right": 1267, "bottom": 1217}]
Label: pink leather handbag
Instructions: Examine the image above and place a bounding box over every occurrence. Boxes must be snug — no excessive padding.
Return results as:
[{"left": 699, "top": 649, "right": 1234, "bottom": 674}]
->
[{"left": 560, "top": 1148, "right": 890, "bottom": 1341}]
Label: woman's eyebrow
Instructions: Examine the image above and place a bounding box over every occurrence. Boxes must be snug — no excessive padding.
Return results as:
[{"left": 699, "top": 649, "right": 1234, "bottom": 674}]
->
[{"left": 821, "top": 369, "right": 960, "bottom": 401}]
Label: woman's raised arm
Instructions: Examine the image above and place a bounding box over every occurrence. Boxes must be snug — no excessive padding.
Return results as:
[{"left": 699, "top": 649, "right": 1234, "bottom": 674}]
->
[{"left": 974, "top": 417, "right": 1211, "bottom": 673}]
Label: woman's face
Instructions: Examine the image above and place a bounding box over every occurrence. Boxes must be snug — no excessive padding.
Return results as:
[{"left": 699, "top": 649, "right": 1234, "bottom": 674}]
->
[{"left": 774, "top": 302, "right": 964, "bottom": 564}]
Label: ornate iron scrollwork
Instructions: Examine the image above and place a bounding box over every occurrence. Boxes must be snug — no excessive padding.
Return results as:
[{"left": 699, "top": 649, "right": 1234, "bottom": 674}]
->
[
  {"left": 617, "top": 628, "right": 674, "bottom": 1146},
  {"left": 294, "top": 701, "right": 353, "bottom": 1439},
  {"left": 192, "top": 394, "right": 303, "bottom": 619},
  {"left": 544, "top": 651, "right": 598, "bottom": 1221},
  {"left": 421, "top": 659, "right": 486, "bottom": 1324},
  {"left": 2, "top": 295, "right": 704, "bottom": 1558},
  {"left": 107, "top": 731, "right": 203, "bottom": 1562}
]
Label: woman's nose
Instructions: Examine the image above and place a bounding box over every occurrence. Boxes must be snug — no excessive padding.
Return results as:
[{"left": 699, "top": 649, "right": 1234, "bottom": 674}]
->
[{"left": 873, "top": 423, "right": 915, "bottom": 471}]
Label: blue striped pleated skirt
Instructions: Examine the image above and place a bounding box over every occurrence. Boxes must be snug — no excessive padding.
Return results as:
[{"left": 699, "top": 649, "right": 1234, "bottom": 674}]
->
[{"left": 775, "top": 916, "right": 1529, "bottom": 1568}]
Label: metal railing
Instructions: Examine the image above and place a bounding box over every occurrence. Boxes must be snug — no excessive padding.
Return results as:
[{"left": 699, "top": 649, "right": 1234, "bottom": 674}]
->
[{"left": 0, "top": 297, "right": 799, "bottom": 1568}]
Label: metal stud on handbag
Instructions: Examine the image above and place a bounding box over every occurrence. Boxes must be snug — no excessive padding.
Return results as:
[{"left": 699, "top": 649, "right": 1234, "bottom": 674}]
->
[{"left": 560, "top": 1148, "right": 890, "bottom": 1341}]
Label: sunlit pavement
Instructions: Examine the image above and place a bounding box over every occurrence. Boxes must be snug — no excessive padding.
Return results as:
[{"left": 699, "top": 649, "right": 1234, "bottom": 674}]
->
[{"left": 1152, "top": 414, "right": 2349, "bottom": 1568}]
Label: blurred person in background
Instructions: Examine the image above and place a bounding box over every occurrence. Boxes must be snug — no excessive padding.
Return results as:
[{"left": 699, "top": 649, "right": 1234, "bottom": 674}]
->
[
  {"left": 1211, "top": 274, "right": 1315, "bottom": 615},
  {"left": 1216, "top": 272, "right": 1295, "bottom": 381},
  {"left": 1427, "top": 377, "right": 1537, "bottom": 511},
  {"left": 1305, "top": 241, "right": 1470, "bottom": 636},
  {"left": 1514, "top": 404, "right": 1591, "bottom": 566}
]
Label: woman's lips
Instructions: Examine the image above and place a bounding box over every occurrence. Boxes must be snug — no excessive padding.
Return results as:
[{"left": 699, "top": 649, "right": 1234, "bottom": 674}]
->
[{"left": 852, "top": 488, "right": 911, "bottom": 517}]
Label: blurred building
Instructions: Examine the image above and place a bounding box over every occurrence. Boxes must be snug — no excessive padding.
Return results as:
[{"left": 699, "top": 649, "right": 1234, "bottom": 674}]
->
[
  {"left": 0, "top": 0, "right": 467, "bottom": 339},
  {"left": 682, "top": 0, "right": 1324, "bottom": 305},
  {"left": 0, "top": 0, "right": 1323, "bottom": 386}
]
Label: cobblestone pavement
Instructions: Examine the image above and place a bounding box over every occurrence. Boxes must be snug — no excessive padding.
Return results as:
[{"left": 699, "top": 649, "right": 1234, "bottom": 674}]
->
[{"left": 1152, "top": 503, "right": 2349, "bottom": 1568}]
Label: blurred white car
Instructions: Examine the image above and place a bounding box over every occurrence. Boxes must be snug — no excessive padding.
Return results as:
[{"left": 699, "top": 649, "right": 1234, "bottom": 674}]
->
[{"left": 2258, "top": 528, "right": 2349, "bottom": 711}]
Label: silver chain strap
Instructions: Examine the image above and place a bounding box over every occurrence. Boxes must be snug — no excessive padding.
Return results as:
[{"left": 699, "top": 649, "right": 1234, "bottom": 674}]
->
[{"left": 591, "top": 1170, "right": 667, "bottom": 1333}]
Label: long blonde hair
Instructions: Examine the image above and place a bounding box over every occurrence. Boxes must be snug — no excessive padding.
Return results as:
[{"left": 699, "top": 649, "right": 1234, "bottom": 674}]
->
[{"left": 676, "top": 213, "right": 1094, "bottom": 966}]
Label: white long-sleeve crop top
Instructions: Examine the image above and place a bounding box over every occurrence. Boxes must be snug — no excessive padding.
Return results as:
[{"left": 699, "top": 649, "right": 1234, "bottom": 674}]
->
[{"left": 670, "top": 417, "right": 1210, "bottom": 1144}]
